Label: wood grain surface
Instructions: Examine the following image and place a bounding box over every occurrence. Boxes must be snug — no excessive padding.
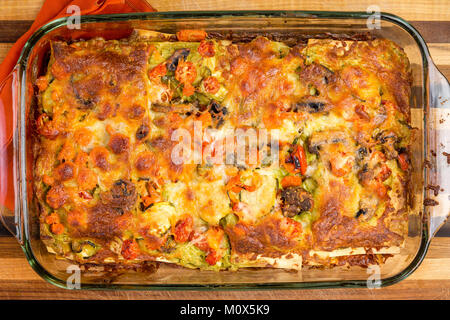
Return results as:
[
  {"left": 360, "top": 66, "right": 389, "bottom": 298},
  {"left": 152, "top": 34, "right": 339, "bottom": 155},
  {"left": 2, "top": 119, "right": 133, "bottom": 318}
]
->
[
  {"left": 0, "top": 0, "right": 449, "bottom": 299},
  {"left": 0, "top": 236, "right": 448, "bottom": 300}
]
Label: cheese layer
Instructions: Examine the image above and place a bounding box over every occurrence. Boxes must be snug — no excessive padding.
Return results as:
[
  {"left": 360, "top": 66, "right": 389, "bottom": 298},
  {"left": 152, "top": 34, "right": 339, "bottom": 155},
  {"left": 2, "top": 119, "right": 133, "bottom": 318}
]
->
[{"left": 34, "top": 32, "right": 412, "bottom": 270}]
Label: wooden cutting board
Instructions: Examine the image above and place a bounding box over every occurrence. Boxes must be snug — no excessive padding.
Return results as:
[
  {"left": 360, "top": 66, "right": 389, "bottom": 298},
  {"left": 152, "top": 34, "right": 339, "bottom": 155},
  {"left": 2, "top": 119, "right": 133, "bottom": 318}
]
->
[{"left": 0, "top": 0, "right": 448, "bottom": 300}]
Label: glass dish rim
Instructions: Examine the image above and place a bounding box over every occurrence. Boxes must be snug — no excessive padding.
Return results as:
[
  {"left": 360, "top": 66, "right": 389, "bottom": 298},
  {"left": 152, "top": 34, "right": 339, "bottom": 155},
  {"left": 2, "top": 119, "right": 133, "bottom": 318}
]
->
[{"left": 16, "top": 10, "right": 432, "bottom": 290}]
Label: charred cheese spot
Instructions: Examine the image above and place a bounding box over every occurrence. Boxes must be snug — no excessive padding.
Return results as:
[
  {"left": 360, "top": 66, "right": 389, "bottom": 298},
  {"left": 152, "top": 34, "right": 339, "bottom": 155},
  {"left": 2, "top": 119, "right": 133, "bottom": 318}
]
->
[
  {"left": 55, "top": 162, "right": 75, "bottom": 181},
  {"left": 108, "top": 133, "right": 130, "bottom": 154},
  {"left": 226, "top": 217, "right": 302, "bottom": 256},
  {"left": 72, "top": 74, "right": 102, "bottom": 109},
  {"left": 50, "top": 61, "right": 67, "bottom": 80},
  {"left": 101, "top": 179, "right": 137, "bottom": 212},
  {"left": 46, "top": 184, "right": 69, "bottom": 209},
  {"left": 135, "top": 151, "right": 157, "bottom": 175},
  {"left": 281, "top": 186, "right": 314, "bottom": 217},
  {"left": 90, "top": 147, "right": 111, "bottom": 171},
  {"left": 96, "top": 103, "right": 116, "bottom": 120},
  {"left": 36, "top": 114, "right": 61, "bottom": 139}
]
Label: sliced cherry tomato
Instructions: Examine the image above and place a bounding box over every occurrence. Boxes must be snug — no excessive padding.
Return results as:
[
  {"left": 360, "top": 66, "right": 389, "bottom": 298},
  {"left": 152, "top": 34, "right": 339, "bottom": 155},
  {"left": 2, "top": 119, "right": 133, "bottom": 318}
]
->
[
  {"left": 45, "top": 212, "right": 60, "bottom": 225},
  {"left": 141, "top": 195, "right": 154, "bottom": 207},
  {"left": 51, "top": 90, "right": 60, "bottom": 102},
  {"left": 36, "top": 76, "right": 48, "bottom": 91},
  {"left": 226, "top": 174, "right": 241, "bottom": 192},
  {"left": 176, "top": 29, "right": 207, "bottom": 42},
  {"left": 121, "top": 239, "right": 140, "bottom": 260},
  {"left": 226, "top": 173, "right": 256, "bottom": 193},
  {"left": 197, "top": 40, "right": 215, "bottom": 57},
  {"left": 36, "top": 113, "right": 60, "bottom": 139},
  {"left": 192, "top": 227, "right": 224, "bottom": 266},
  {"left": 378, "top": 164, "right": 392, "bottom": 182},
  {"left": 175, "top": 60, "right": 197, "bottom": 84},
  {"left": 398, "top": 153, "right": 409, "bottom": 171},
  {"left": 375, "top": 181, "right": 388, "bottom": 198},
  {"left": 173, "top": 215, "right": 194, "bottom": 243},
  {"left": 78, "top": 191, "right": 93, "bottom": 200},
  {"left": 148, "top": 63, "right": 167, "bottom": 80},
  {"left": 143, "top": 183, "right": 161, "bottom": 206},
  {"left": 286, "top": 145, "right": 308, "bottom": 175},
  {"left": 203, "top": 76, "right": 220, "bottom": 94},
  {"left": 42, "top": 174, "right": 54, "bottom": 186},
  {"left": 281, "top": 175, "right": 303, "bottom": 188},
  {"left": 205, "top": 251, "right": 220, "bottom": 266},
  {"left": 296, "top": 145, "right": 308, "bottom": 175}
]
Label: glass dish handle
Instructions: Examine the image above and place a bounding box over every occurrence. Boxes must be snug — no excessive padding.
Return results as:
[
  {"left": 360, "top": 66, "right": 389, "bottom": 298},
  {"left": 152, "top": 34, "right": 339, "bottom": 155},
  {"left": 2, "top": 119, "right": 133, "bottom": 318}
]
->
[
  {"left": 427, "top": 61, "right": 450, "bottom": 238},
  {"left": 0, "top": 66, "right": 22, "bottom": 243}
]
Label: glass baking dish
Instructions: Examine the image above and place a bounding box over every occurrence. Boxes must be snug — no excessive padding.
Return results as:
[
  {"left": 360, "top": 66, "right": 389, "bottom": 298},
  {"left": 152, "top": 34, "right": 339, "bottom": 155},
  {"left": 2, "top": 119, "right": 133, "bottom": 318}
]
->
[{"left": 0, "top": 10, "right": 449, "bottom": 290}]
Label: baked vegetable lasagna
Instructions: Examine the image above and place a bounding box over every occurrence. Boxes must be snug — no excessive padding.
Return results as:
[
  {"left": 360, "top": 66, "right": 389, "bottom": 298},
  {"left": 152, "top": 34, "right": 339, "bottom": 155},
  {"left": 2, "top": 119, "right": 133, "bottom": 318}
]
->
[{"left": 34, "top": 29, "right": 412, "bottom": 270}]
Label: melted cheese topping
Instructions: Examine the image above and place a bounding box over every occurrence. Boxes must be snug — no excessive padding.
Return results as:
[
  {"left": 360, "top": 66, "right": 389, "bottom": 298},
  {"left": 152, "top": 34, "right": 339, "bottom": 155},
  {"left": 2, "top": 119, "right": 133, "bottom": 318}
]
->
[{"left": 35, "top": 33, "right": 412, "bottom": 270}]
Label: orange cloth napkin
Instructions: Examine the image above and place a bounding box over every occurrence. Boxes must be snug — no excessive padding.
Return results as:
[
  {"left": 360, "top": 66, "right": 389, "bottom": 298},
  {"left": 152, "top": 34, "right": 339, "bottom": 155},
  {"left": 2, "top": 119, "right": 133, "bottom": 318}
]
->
[
  {"left": 0, "top": 0, "right": 155, "bottom": 82},
  {"left": 0, "top": 0, "right": 156, "bottom": 213}
]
